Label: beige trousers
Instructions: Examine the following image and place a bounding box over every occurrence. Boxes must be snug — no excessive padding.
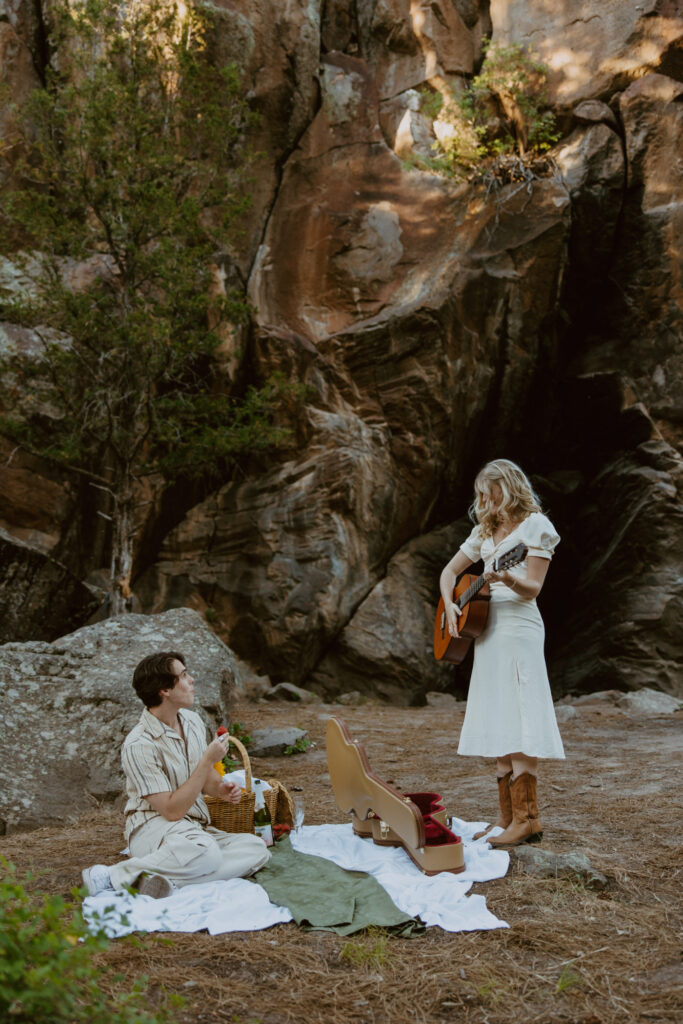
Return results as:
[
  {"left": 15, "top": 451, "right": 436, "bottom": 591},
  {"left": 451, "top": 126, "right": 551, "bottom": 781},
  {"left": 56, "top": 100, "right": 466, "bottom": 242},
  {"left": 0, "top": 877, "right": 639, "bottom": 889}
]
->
[{"left": 109, "top": 817, "right": 270, "bottom": 890}]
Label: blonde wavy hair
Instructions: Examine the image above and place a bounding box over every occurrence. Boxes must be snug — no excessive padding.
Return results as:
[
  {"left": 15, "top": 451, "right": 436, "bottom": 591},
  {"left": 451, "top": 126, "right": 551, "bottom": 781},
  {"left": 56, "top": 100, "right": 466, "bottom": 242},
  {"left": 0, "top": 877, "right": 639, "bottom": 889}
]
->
[{"left": 470, "top": 459, "right": 542, "bottom": 537}]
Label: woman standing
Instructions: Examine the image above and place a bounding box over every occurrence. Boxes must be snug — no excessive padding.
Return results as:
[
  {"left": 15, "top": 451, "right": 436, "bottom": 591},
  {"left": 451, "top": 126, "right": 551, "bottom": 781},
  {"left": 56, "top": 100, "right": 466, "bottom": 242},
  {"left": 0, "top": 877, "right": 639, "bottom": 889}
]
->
[{"left": 440, "top": 459, "right": 565, "bottom": 846}]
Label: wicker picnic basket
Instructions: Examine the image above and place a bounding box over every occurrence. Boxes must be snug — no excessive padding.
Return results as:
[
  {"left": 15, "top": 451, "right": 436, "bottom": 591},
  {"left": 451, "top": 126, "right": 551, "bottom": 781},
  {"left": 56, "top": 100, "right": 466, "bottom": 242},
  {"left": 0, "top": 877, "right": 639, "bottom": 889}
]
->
[{"left": 205, "top": 734, "right": 294, "bottom": 833}]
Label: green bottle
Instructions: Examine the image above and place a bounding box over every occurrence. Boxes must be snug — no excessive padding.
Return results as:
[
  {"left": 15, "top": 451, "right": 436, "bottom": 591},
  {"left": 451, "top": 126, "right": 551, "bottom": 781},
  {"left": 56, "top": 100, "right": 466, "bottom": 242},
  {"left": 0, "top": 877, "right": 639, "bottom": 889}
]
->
[{"left": 253, "top": 779, "right": 273, "bottom": 846}]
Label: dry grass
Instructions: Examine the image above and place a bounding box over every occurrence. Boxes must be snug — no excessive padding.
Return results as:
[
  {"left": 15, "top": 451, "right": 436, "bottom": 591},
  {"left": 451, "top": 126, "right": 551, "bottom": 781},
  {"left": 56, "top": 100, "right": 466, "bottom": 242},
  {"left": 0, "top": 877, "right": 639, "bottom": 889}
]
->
[{"left": 2, "top": 704, "right": 682, "bottom": 1023}]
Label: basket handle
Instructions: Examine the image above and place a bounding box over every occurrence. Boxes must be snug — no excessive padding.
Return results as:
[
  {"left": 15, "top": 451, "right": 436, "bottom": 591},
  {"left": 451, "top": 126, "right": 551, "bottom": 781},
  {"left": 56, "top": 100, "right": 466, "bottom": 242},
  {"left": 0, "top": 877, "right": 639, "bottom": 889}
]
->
[{"left": 228, "top": 734, "right": 252, "bottom": 794}]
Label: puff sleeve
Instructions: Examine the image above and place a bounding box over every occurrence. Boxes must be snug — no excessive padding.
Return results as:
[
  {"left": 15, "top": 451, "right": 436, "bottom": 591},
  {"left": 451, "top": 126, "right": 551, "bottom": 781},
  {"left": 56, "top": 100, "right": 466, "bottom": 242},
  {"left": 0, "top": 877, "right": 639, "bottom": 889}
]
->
[
  {"left": 459, "top": 523, "right": 485, "bottom": 562},
  {"left": 520, "top": 512, "right": 560, "bottom": 560}
]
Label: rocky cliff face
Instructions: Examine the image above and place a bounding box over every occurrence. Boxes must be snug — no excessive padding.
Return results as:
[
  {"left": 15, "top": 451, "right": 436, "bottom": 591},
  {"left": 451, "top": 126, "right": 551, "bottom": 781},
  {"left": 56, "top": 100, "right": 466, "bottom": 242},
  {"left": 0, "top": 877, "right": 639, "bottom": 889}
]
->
[{"left": 1, "top": 1, "right": 681, "bottom": 702}]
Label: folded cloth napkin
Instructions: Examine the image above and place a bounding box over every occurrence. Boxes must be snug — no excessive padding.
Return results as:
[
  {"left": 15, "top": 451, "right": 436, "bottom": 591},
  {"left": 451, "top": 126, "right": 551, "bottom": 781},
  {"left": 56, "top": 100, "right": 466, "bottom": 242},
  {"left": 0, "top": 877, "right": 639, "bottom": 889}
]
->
[
  {"left": 223, "top": 770, "right": 271, "bottom": 793},
  {"left": 252, "top": 835, "right": 423, "bottom": 936}
]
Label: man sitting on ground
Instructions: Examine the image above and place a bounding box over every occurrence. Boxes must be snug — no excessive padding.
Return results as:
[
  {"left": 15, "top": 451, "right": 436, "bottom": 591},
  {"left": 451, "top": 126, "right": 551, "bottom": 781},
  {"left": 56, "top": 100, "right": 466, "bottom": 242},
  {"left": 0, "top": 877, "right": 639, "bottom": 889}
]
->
[{"left": 83, "top": 651, "right": 270, "bottom": 898}]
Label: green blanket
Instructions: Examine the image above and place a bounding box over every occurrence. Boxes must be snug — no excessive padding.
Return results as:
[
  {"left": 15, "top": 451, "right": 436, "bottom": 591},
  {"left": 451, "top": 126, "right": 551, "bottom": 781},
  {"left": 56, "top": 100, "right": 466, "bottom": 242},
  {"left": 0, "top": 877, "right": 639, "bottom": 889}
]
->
[{"left": 252, "top": 836, "right": 423, "bottom": 936}]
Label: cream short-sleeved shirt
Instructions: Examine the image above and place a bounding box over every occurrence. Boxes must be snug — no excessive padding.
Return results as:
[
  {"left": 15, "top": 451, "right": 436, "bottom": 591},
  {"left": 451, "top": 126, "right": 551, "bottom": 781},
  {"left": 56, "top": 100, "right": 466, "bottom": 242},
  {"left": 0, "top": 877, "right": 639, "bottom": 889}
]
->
[
  {"left": 459, "top": 512, "right": 560, "bottom": 599},
  {"left": 122, "top": 707, "right": 210, "bottom": 839}
]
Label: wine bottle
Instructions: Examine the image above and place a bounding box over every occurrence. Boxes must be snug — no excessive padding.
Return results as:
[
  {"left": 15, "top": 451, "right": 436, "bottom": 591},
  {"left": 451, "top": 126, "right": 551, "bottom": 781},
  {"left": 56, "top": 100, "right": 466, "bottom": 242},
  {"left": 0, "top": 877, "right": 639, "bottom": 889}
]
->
[{"left": 253, "top": 779, "right": 273, "bottom": 846}]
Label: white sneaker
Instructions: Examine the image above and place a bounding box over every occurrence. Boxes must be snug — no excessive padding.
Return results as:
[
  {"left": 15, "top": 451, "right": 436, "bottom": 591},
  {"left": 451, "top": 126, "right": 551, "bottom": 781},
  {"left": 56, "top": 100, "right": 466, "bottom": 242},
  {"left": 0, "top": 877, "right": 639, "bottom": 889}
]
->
[{"left": 82, "top": 864, "right": 114, "bottom": 896}]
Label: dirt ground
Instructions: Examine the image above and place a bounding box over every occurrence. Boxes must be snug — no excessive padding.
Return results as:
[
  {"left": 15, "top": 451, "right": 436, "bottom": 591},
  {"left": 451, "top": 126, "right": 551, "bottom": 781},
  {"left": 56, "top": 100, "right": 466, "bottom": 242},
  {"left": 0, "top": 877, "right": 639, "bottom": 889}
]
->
[{"left": 3, "top": 702, "right": 682, "bottom": 1024}]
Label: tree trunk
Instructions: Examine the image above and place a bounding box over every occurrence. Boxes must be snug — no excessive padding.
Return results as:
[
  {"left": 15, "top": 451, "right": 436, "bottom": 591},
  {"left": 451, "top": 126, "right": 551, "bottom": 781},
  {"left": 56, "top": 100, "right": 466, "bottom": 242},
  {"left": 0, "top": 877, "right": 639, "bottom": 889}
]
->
[
  {"left": 497, "top": 90, "right": 527, "bottom": 155},
  {"left": 108, "top": 483, "right": 135, "bottom": 617}
]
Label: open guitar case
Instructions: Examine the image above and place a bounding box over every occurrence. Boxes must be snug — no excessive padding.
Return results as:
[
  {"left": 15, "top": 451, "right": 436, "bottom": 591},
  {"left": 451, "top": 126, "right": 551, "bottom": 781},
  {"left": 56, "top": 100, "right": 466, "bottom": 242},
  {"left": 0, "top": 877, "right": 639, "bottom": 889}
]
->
[{"left": 326, "top": 717, "right": 465, "bottom": 875}]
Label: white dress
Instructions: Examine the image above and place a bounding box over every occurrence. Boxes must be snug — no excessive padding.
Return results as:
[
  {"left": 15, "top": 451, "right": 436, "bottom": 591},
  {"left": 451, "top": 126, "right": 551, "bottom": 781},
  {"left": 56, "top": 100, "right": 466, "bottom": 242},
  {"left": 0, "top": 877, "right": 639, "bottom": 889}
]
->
[{"left": 456, "top": 512, "right": 565, "bottom": 759}]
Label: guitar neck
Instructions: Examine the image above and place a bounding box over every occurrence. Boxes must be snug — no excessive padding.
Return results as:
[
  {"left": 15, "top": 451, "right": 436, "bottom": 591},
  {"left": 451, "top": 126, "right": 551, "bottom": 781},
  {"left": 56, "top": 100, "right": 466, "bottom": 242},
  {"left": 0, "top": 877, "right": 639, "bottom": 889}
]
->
[
  {"left": 459, "top": 573, "right": 487, "bottom": 610},
  {"left": 458, "top": 549, "right": 517, "bottom": 609}
]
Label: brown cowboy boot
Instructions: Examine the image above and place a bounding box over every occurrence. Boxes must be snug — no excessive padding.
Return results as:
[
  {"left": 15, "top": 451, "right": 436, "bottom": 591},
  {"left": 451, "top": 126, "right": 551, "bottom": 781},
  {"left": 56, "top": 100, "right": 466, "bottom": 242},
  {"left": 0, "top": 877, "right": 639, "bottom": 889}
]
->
[
  {"left": 488, "top": 772, "right": 543, "bottom": 847},
  {"left": 473, "top": 772, "right": 513, "bottom": 840}
]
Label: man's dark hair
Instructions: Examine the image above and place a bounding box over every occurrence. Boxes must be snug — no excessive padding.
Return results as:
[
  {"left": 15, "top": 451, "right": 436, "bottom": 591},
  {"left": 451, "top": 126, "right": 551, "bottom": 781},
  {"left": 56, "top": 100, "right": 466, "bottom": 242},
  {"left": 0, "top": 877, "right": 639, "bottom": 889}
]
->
[{"left": 133, "top": 651, "right": 186, "bottom": 708}]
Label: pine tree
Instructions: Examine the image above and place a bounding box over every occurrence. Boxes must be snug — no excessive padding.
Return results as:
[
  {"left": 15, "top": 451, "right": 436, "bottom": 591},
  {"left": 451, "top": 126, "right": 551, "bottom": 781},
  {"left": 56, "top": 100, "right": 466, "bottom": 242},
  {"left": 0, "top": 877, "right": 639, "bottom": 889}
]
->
[{"left": 0, "top": 0, "right": 294, "bottom": 613}]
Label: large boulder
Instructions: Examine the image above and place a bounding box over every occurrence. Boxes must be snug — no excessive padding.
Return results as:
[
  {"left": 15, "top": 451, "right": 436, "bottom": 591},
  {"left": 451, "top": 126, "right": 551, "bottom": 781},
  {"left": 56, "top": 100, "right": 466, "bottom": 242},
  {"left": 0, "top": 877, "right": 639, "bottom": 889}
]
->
[
  {"left": 136, "top": 406, "right": 417, "bottom": 682},
  {"left": 310, "top": 521, "right": 470, "bottom": 703},
  {"left": 550, "top": 440, "right": 683, "bottom": 697},
  {"left": 0, "top": 435, "right": 73, "bottom": 554},
  {"left": 0, "top": 0, "right": 42, "bottom": 187},
  {"left": 542, "top": 73, "right": 683, "bottom": 698},
  {"left": 610, "top": 75, "right": 683, "bottom": 435},
  {"left": 0, "top": 608, "right": 243, "bottom": 832},
  {"left": 356, "top": 0, "right": 476, "bottom": 99},
  {"left": 490, "top": 0, "right": 682, "bottom": 111},
  {"left": 0, "top": 319, "right": 76, "bottom": 556},
  {"left": 249, "top": 50, "right": 570, "bottom": 343},
  {"left": 555, "top": 112, "right": 625, "bottom": 279},
  {"left": 209, "top": 0, "right": 321, "bottom": 275},
  {"left": 0, "top": 527, "right": 99, "bottom": 643}
]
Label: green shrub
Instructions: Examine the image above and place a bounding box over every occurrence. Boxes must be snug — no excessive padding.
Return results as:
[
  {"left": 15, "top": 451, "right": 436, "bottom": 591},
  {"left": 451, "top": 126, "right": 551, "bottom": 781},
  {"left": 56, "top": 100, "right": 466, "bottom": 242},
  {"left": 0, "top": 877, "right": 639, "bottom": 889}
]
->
[
  {"left": 418, "top": 86, "right": 444, "bottom": 122},
  {"left": 229, "top": 722, "right": 252, "bottom": 747},
  {"left": 221, "top": 721, "right": 252, "bottom": 771},
  {"left": 418, "top": 39, "right": 559, "bottom": 179},
  {"left": 283, "top": 736, "right": 311, "bottom": 756},
  {"left": 0, "top": 860, "right": 180, "bottom": 1023},
  {"left": 472, "top": 40, "right": 559, "bottom": 151}
]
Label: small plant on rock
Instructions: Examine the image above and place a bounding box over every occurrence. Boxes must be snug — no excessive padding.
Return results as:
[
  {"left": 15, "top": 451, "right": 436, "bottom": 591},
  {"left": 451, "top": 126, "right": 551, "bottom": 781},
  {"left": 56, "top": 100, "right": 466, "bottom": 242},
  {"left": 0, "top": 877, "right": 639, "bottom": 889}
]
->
[
  {"left": 418, "top": 39, "right": 559, "bottom": 180},
  {"left": 283, "top": 735, "right": 311, "bottom": 756}
]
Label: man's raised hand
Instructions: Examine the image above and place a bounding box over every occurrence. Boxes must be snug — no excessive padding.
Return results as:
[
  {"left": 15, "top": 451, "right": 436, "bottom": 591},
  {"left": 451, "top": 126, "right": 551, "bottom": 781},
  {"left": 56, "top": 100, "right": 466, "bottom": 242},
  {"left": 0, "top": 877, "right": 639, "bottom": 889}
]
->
[{"left": 206, "top": 729, "right": 231, "bottom": 764}]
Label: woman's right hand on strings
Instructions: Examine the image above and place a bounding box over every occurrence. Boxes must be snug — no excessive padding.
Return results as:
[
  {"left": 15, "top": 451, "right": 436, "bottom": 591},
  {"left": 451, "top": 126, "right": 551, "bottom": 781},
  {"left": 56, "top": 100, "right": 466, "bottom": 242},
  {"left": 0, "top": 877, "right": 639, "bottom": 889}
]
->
[{"left": 446, "top": 602, "right": 462, "bottom": 638}]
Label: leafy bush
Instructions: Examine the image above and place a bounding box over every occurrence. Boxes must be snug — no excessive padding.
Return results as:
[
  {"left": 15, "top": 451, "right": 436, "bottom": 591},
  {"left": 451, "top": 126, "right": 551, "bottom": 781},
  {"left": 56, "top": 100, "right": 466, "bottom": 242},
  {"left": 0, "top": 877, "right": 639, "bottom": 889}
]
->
[
  {"left": 0, "top": 860, "right": 180, "bottom": 1024},
  {"left": 418, "top": 39, "right": 559, "bottom": 179},
  {"left": 0, "top": 0, "right": 305, "bottom": 614},
  {"left": 230, "top": 722, "right": 252, "bottom": 746},
  {"left": 284, "top": 736, "right": 311, "bottom": 756},
  {"left": 221, "top": 721, "right": 252, "bottom": 771}
]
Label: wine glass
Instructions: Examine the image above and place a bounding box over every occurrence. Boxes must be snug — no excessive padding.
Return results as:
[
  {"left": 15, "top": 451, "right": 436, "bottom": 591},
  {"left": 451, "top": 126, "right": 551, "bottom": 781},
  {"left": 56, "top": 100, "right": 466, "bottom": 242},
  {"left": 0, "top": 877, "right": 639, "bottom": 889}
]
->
[{"left": 292, "top": 792, "right": 305, "bottom": 834}]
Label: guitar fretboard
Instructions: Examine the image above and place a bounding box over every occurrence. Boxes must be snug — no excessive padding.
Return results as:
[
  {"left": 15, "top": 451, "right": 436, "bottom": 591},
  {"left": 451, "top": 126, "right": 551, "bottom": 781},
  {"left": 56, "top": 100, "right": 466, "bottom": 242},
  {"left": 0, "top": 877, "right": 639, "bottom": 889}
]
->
[
  {"left": 460, "top": 574, "right": 487, "bottom": 608},
  {"left": 457, "top": 544, "right": 527, "bottom": 611}
]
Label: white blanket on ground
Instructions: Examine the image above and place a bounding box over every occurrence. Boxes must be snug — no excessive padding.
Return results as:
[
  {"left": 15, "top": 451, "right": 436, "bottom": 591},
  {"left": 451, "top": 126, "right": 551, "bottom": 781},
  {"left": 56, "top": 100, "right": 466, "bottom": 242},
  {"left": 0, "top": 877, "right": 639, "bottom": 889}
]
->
[{"left": 82, "top": 819, "right": 508, "bottom": 937}]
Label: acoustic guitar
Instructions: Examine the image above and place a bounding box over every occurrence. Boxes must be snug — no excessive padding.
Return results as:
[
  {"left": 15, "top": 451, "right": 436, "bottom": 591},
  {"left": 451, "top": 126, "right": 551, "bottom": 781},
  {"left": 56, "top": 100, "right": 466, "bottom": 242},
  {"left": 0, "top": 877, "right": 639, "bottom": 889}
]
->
[{"left": 433, "top": 542, "right": 528, "bottom": 664}]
